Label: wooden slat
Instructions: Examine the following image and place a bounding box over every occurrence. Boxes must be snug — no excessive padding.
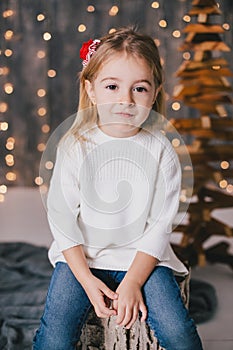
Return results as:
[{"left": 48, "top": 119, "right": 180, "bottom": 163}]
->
[
  {"left": 189, "top": 152, "right": 233, "bottom": 164},
  {"left": 179, "top": 41, "right": 231, "bottom": 51},
  {"left": 183, "top": 24, "right": 225, "bottom": 33},
  {"left": 182, "top": 103, "right": 228, "bottom": 116},
  {"left": 174, "top": 84, "right": 232, "bottom": 99},
  {"left": 176, "top": 58, "right": 229, "bottom": 71},
  {"left": 174, "top": 58, "right": 232, "bottom": 78},
  {"left": 180, "top": 130, "right": 233, "bottom": 140},
  {"left": 170, "top": 118, "right": 233, "bottom": 130},
  {"left": 192, "top": 0, "right": 219, "bottom": 6},
  {"left": 192, "top": 166, "right": 233, "bottom": 181},
  {"left": 189, "top": 6, "right": 221, "bottom": 16},
  {"left": 179, "top": 76, "right": 232, "bottom": 87},
  {"left": 176, "top": 67, "right": 233, "bottom": 78},
  {"left": 186, "top": 94, "right": 232, "bottom": 103}
]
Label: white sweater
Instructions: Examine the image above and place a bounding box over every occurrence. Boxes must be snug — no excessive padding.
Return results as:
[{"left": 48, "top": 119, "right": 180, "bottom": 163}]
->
[{"left": 47, "top": 124, "right": 188, "bottom": 275}]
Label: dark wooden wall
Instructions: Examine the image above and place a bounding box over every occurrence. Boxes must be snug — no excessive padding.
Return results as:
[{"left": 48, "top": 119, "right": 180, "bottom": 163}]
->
[{"left": 0, "top": 0, "right": 232, "bottom": 186}]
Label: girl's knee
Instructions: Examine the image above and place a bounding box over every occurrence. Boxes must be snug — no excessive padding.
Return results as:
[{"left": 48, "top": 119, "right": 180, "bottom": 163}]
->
[
  {"left": 158, "top": 318, "right": 203, "bottom": 350},
  {"left": 33, "top": 324, "right": 78, "bottom": 350},
  {"left": 33, "top": 334, "right": 75, "bottom": 350}
]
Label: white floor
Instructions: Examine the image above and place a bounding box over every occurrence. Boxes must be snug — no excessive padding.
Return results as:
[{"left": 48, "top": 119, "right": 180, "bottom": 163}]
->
[{"left": 0, "top": 187, "right": 233, "bottom": 349}]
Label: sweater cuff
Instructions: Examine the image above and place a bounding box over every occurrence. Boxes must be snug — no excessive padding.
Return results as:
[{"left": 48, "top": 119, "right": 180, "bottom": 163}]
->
[{"left": 136, "top": 246, "right": 170, "bottom": 262}]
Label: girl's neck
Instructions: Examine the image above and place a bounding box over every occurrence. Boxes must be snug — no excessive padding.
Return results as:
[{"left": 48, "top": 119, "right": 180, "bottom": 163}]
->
[{"left": 97, "top": 122, "right": 141, "bottom": 139}]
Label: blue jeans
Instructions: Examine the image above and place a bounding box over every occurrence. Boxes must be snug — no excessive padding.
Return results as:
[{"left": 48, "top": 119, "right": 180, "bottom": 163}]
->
[{"left": 33, "top": 262, "right": 203, "bottom": 350}]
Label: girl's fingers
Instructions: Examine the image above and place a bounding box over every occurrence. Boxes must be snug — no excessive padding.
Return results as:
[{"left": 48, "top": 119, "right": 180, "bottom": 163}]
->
[
  {"left": 125, "top": 306, "right": 138, "bottom": 329},
  {"left": 140, "top": 302, "right": 147, "bottom": 322},
  {"left": 119, "top": 306, "right": 132, "bottom": 326},
  {"left": 94, "top": 303, "right": 117, "bottom": 318},
  {"left": 102, "top": 285, "right": 118, "bottom": 301},
  {"left": 116, "top": 305, "right": 126, "bottom": 325},
  {"left": 112, "top": 299, "right": 118, "bottom": 311}
]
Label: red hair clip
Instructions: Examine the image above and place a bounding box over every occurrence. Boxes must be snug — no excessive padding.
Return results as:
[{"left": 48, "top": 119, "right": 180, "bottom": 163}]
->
[{"left": 80, "top": 39, "right": 101, "bottom": 67}]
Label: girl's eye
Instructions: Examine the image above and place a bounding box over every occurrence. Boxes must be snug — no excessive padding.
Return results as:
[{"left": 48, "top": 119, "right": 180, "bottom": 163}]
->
[
  {"left": 106, "top": 84, "right": 117, "bottom": 90},
  {"left": 133, "top": 86, "right": 148, "bottom": 93}
]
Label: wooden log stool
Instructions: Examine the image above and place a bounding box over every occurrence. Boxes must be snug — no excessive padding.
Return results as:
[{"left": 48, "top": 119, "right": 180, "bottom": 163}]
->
[{"left": 76, "top": 273, "right": 190, "bottom": 350}]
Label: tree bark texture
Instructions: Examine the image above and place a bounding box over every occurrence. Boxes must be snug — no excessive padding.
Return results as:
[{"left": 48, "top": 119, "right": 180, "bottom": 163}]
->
[{"left": 76, "top": 273, "right": 190, "bottom": 350}]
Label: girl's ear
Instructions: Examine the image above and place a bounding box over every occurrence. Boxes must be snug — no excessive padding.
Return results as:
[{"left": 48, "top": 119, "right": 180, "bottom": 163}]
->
[
  {"left": 152, "top": 84, "right": 162, "bottom": 105},
  {"left": 85, "top": 80, "right": 96, "bottom": 104}
]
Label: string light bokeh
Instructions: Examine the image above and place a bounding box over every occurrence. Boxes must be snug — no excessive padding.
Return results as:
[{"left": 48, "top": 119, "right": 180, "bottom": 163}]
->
[{"left": 0, "top": 0, "right": 232, "bottom": 203}]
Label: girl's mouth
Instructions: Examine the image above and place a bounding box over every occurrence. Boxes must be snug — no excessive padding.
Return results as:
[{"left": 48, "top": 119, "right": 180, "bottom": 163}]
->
[{"left": 115, "top": 112, "right": 134, "bottom": 119}]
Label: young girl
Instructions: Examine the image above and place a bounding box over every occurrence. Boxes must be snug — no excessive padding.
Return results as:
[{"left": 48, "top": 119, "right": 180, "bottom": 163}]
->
[{"left": 33, "top": 27, "right": 203, "bottom": 350}]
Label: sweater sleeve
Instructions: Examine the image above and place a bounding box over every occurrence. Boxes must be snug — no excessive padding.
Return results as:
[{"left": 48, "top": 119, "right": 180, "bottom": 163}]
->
[
  {"left": 47, "top": 139, "right": 85, "bottom": 252},
  {"left": 136, "top": 141, "right": 181, "bottom": 261}
]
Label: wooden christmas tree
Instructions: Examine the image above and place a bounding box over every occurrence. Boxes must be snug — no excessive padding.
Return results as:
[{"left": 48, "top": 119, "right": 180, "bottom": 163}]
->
[{"left": 171, "top": 0, "right": 233, "bottom": 268}]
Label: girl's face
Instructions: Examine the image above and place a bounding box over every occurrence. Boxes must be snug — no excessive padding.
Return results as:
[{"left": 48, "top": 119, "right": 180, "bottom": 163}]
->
[{"left": 85, "top": 53, "right": 158, "bottom": 138}]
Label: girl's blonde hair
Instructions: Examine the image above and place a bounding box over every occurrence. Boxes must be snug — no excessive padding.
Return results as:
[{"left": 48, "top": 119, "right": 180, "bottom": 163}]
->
[{"left": 69, "top": 27, "right": 165, "bottom": 141}]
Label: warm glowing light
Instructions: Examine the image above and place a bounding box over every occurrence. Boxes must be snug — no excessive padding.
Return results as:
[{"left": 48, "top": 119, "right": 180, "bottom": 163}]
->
[
  {"left": 5, "top": 49, "right": 13, "bottom": 57},
  {"left": 0, "top": 194, "right": 5, "bottom": 202},
  {"left": 3, "top": 10, "right": 14, "bottom": 18},
  {"left": 159, "top": 20, "right": 167, "bottom": 28},
  {"left": 37, "top": 107, "right": 47, "bottom": 117},
  {"left": 184, "top": 165, "right": 193, "bottom": 171},
  {"left": 6, "top": 137, "right": 15, "bottom": 150},
  {"left": 4, "top": 30, "right": 14, "bottom": 40},
  {"left": 212, "top": 65, "right": 221, "bottom": 70},
  {"left": 183, "top": 52, "right": 191, "bottom": 60},
  {"left": 37, "top": 143, "right": 46, "bottom": 152},
  {"left": 0, "top": 122, "right": 8, "bottom": 131},
  {"left": 0, "top": 67, "right": 10, "bottom": 75},
  {"left": 109, "top": 28, "right": 116, "bottom": 34},
  {"left": 154, "top": 38, "right": 161, "bottom": 47},
  {"left": 35, "top": 176, "right": 44, "bottom": 186},
  {"left": 222, "top": 23, "right": 230, "bottom": 30},
  {"left": 78, "top": 24, "right": 86, "bottom": 32},
  {"left": 172, "top": 30, "right": 181, "bottom": 38},
  {"left": 219, "top": 179, "right": 228, "bottom": 189},
  {"left": 172, "top": 102, "right": 181, "bottom": 111},
  {"left": 41, "top": 124, "right": 50, "bottom": 133},
  {"left": 183, "top": 15, "right": 191, "bottom": 22},
  {"left": 47, "top": 69, "right": 56, "bottom": 77},
  {"left": 6, "top": 143, "right": 14, "bottom": 150},
  {"left": 6, "top": 172, "right": 16, "bottom": 181},
  {"left": 4, "top": 83, "right": 14, "bottom": 94},
  {"left": 160, "top": 129, "right": 166, "bottom": 135},
  {"left": 37, "top": 13, "right": 45, "bottom": 21},
  {"left": 5, "top": 154, "right": 14, "bottom": 166},
  {"left": 37, "top": 50, "right": 46, "bottom": 59},
  {"left": 37, "top": 89, "right": 46, "bottom": 97},
  {"left": 0, "top": 185, "right": 7, "bottom": 194},
  {"left": 151, "top": 2, "right": 160, "bottom": 9},
  {"left": 45, "top": 161, "right": 54, "bottom": 170},
  {"left": 43, "top": 32, "right": 52, "bottom": 41},
  {"left": 172, "top": 138, "right": 181, "bottom": 147},
  {"left": 7, "top": 137, "right": 15, "bottom": 143},
  {"left": 40, "top": 184, "right": 48, "bottom": 194},
  {"left": 87, "top": 5, "right": 95, "bottom": 12},
  {"left": 180, "top": 194, "right": 187, "bottom": 202},
  {"left": 220, "top": 161, "right": 230, "bottom": 170},
  {"left": 226, "top": 184, "right": 233, "bottom": 193},
  {"left": 109, "top": 6, "right": 119, "bottom": 16},
  {"left": 0, "top": 102, "right": 8, "bottom": 113}
]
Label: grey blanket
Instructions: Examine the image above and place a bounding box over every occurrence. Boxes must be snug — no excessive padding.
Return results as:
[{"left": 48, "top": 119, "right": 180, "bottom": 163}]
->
[
  {"left": 0, "top": 242, "right": 217, "bottom": 350},
  {"left": 0, "top": 243, "right": 53, "bottom": 350}
]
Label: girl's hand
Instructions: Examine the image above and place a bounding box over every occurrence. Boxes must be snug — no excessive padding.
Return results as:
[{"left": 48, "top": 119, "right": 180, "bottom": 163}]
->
[
  {"left": 112, "top": 278, "right": 147, "bottom": 329},
  {"left": 82, "top": 275, "right": 118, "bottom": 318}
]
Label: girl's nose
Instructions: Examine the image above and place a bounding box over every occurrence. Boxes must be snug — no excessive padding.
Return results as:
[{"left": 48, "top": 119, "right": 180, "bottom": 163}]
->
[{"left": 119, "top": 91, "right": 135, "bottom": 106}]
